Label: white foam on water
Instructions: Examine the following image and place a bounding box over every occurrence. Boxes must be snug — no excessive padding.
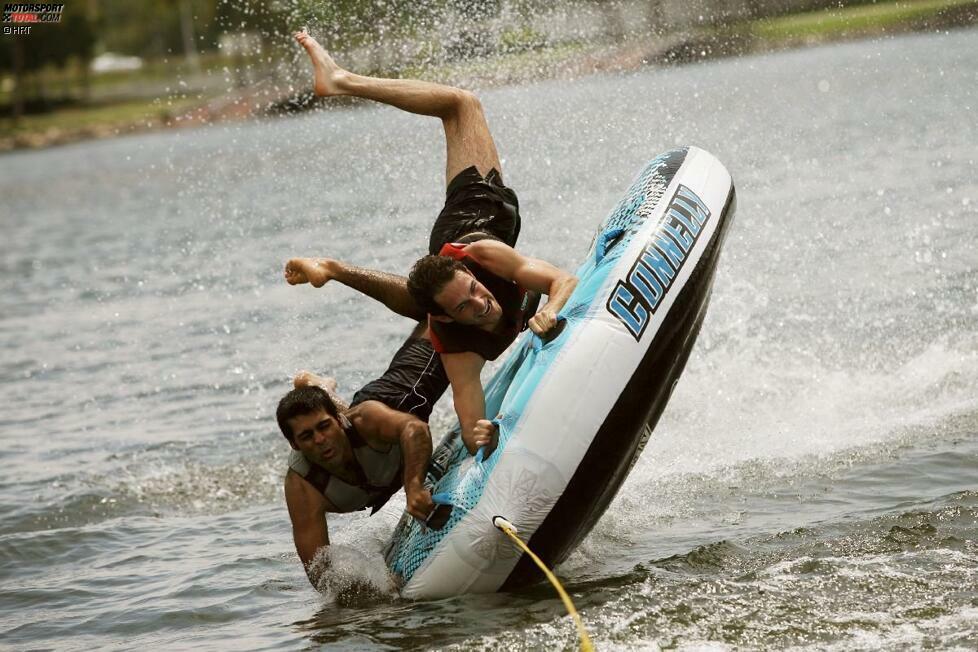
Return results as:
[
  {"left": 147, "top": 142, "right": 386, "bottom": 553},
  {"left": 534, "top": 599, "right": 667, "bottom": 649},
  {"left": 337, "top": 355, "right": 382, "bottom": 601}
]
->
[
  {"left": 592, "top": 332, "right": 978, "bottom": 530},
  {"left": 650, "top": 337, "right": 978, "bottom": 478},
  {"left": 557, "top": 296, "right": 978, "bottom": 572},
  {"left": 309, "top": 544, "right": 399, "bottom": 605},
  {"left": 811, "top": 606, "right": 978, "bottom": 652}
]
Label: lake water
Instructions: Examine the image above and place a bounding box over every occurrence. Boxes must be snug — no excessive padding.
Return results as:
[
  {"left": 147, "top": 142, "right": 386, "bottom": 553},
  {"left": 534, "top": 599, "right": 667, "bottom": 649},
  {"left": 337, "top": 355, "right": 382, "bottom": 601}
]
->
[{"left": 2, "top": 26, "right": 977, "bottom": 651}]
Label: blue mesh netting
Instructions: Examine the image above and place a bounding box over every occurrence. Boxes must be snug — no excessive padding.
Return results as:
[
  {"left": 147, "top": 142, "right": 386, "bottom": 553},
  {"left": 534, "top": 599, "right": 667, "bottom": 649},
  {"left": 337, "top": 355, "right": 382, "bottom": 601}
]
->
[
  {"left": 592, "top": 147, "right": 688, "bottom": 267},
  {"left": 384, "top": 149, "right": 687, "bottom": 586}
]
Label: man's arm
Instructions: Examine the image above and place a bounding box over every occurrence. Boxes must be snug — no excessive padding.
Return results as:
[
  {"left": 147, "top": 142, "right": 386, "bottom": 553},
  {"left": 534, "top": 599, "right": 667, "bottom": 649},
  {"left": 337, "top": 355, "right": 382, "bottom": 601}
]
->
[
  {"left": 441, "top": 351, "right": 495, "bottom": 456},
  {"left": 463, "top": 241, "right": 578, "bottom": 335},
  {"left": 349, "top": 401, "right": 435, "bottom": 520},
  {"left": 284, "top": 470, "right": 332, "bottom": 588},
  {"left": 285, "top": 257, "right": 426, "bottom": 322}
]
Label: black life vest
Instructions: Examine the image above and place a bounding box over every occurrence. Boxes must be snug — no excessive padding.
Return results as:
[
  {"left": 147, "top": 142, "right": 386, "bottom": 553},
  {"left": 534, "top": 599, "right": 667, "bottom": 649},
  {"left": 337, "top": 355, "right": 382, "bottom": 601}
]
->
[{"left": 428, "top": 243, "right": 540, "bottom": 361}]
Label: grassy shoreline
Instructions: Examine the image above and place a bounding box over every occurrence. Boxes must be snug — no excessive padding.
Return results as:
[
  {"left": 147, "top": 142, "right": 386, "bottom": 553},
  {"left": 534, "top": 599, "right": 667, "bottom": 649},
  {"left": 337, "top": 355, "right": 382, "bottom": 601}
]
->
[{"left": 2, "top": 0, "right": 976, "bottom": 153}]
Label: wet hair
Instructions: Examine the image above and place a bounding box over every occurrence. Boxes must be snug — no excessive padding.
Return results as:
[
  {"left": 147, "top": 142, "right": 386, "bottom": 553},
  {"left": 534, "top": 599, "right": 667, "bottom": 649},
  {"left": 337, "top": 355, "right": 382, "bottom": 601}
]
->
[
  {"left": 276, "top": 385, "right": 339, "bottom": 442},
  {"left": 407, "top": 255, "right": 470, "bottom": 316}
]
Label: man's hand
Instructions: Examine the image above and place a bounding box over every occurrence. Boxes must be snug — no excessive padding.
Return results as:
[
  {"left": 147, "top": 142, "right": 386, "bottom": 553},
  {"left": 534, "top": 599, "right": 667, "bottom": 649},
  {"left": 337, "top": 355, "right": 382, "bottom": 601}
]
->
[
  {"left": 284, "top": 258, "right": 335, "bottom": 288},
  {"left": 473, "top": 419, "right": 497, "bottom": 452},
  {"left": 405, "top": 485, "right": 435, "bottom": 522},
  {"left": 528, "top": 309, "right": 558, "bottom": 336}
]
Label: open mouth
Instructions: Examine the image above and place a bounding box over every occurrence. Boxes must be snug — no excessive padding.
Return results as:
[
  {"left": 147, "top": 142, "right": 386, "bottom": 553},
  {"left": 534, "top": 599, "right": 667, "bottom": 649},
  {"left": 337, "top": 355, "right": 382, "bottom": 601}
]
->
[{"left": 480, "top": 298, "right": 492, "bottom": 318}]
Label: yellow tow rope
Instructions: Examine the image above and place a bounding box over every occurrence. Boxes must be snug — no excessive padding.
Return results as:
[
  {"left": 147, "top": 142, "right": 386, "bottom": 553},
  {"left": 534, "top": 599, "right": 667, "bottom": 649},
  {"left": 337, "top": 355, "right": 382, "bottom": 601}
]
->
[{"left": 492, "top": 516, "right": 594, "bottom": 652}]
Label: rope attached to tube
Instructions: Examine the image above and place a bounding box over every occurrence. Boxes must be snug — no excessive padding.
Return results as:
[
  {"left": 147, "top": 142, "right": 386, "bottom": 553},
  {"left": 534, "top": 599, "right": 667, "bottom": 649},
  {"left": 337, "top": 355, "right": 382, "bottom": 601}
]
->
[{"left": 492, "top": 516, "right": 594, "bottom": 652}]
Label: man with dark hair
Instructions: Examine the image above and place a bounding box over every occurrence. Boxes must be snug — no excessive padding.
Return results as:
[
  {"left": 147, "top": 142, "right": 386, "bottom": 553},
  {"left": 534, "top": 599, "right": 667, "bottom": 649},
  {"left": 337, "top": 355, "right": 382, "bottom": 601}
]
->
[
  {"left": 277, "top": 383, "right": 434, "bottom": 587},
  {"left": 407, "top": 239, "right": 577, "bottom": 456},
  {"left": 285, "top": 29, "right": 578, "bottom": 459}
]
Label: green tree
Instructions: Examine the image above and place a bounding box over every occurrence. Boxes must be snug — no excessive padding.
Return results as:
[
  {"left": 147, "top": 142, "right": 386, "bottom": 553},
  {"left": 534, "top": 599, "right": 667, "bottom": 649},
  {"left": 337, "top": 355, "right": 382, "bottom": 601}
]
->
[{"left": 1, "top": 5, "right": 96, "bottom": 118}]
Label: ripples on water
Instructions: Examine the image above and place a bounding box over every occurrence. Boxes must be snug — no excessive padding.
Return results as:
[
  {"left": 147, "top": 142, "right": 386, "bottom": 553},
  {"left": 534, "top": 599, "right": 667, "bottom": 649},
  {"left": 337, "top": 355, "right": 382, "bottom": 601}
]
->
[{"left": 2, "top": 28, "right": 977, "bottom": 650}]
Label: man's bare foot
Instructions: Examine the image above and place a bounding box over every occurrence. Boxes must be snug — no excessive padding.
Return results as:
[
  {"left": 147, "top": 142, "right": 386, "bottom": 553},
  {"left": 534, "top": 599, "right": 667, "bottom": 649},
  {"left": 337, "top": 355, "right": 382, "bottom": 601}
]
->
[
  {"left": 293, "top": 370, "right": 338, "bottom": 393},
  {"left": 294, "top": 29, "right": 347, "bottom": 97},
  {"left": 284, "top": 258, "right": 335, "bottom": 288}
]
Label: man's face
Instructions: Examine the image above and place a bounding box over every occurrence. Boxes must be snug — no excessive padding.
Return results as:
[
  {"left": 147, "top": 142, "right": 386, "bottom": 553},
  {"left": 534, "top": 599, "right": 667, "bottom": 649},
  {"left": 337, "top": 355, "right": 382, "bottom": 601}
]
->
[
  {"left": 433, "top": 270, "right": 502, "bottom": 327},
  {"left": 287, "top": 408, "right": 350, "bottom": 471}
]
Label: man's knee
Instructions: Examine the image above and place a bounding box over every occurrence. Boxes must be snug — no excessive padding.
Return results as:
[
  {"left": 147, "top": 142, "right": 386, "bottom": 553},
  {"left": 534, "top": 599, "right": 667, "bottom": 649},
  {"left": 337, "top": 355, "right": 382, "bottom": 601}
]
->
[
  {"left": 457, "top": 89, "right": 481, "bottom": 110},
  {"left": 463, "top": 91, "right": 488, "bottom": 123},
  {"left": 446, "top": 89, "right": 482, "bottom": 120}
]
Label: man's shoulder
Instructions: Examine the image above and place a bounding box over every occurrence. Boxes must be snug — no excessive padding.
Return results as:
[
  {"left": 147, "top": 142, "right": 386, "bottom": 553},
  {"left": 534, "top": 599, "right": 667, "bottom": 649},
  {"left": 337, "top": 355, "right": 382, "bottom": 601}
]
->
[
  {"left": 463, "top": 238, "right": 512, "bottom": 262},
  {"left": 464, "top": 241, "right": 527, "bottom": 289},
  {"left": 346, "top": 402, "right": 408, "bottom": 440},
  {"left": 344, "top": 402, "right": 378, "bottom": 424},
  {"left": 284, "top": 468, "right": 321, "bottom": 503},
  {"left": 285, "top": 468, "right": 340, "bottom": 514},
  {"left": 285, "top": 467, "right": 308, "bottom": 490}
]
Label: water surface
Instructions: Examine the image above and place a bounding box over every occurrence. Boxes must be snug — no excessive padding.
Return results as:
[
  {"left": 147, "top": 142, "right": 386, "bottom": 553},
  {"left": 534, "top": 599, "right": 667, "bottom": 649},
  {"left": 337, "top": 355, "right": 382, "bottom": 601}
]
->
[{"left": 2, "top": 27, "right": 977, "bottom": 650}]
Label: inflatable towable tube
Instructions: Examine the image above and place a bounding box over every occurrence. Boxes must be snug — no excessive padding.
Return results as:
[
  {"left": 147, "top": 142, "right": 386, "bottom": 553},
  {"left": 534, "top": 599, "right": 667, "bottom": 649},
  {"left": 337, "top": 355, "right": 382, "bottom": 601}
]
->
[{"left": 385, "top": 146, "right": 736, "bottom": 598}]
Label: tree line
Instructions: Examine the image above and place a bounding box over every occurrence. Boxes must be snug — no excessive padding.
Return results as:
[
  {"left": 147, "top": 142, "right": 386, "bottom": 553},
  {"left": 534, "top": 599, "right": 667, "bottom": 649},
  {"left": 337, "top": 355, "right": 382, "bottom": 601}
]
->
[{"left": 1, "top": 0, "right": 891, "bottom": 119}]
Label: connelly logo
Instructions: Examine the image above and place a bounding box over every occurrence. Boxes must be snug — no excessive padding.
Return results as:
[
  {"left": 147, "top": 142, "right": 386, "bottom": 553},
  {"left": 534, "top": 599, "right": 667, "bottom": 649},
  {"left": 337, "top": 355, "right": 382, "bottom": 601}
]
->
[
  {"left": 606, "top": 184, "right": 711, "bottom": 341},
  {"left": 2, "top": 2, "right": 63, "bottom": 23}
]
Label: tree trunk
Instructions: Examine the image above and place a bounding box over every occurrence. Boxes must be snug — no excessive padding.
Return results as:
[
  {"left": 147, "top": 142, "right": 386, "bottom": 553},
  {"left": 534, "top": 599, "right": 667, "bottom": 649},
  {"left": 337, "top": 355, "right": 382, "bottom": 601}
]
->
[
  {"left": 602, "top": 1, "right": 627, "bottom": 44},
  {"left": 646, "top": 1, "right": 665, "bottom": 35},
  {"left": 179, "top": 0, "right": 202, "bottom": 76},
  {"left": 11, "top": 37, "right": 25, "bottom": 120}
]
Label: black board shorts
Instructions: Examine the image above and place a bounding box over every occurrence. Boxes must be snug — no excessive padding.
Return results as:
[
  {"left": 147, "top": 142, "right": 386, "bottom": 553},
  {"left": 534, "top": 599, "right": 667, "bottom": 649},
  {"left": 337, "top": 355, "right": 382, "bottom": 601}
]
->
[
  {"left": 350, "top": 335, "right": 448, "bottom": 424},
  {"left": 428, "top": 166, "right": 522, "bottom": 255}
]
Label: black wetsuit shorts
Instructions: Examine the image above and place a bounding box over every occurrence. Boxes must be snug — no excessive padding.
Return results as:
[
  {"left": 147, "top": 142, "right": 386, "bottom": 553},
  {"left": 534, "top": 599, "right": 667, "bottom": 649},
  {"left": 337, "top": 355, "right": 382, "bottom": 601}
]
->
[
  {"left": 350, "top": 335, "right": 448, "bottom": 423},
  {"left": 428, "top": 166, "right": 522, "bottom": 255}
]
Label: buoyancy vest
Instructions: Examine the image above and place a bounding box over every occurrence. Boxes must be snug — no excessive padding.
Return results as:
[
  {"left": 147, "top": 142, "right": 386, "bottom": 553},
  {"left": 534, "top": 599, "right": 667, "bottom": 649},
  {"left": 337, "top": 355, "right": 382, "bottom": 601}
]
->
[
  {"left": 287, "top": 415, "right": 403, "bottom": 514},
  {"left": 428, "top": 243, "right": 540, "bottom": 361}
]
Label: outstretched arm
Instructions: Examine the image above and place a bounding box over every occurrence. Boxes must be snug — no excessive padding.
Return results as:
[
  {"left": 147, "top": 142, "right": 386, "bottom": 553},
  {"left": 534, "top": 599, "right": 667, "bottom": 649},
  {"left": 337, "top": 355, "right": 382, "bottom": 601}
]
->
[
  {"left": 285, "top": 470, "right": 333, "bottom": 588},
  {"left": 441, "top": 351, "right": 495, "bottom": 456},
  {"left": 463, "top": 241, "right": 578, "bottom": 335},
  {"left": 285, "top": 257, "right": 426, "bottom": 322},
  {"left": 350, "top": 401, "right": 435, "bottom": 521}
]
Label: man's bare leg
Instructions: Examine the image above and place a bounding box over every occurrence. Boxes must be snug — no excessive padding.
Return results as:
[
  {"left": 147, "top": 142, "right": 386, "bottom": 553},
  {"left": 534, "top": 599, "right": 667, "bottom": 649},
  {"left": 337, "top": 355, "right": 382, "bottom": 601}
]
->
[{"left": 295, "top": 29, "right": 502, "bottom": 185}]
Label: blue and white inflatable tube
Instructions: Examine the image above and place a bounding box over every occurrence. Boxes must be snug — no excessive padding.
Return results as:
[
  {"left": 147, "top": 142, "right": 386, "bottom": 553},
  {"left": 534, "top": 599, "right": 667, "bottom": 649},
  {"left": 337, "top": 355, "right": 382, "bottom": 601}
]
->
[{"left": 385, "top": 146, "right": 737, "bottom": 598}]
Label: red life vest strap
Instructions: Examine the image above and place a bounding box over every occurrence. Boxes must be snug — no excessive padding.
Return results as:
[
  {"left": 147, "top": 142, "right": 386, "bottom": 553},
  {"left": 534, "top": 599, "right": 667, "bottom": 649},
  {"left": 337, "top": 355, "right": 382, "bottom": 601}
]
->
[
  {"left": 438, "top": 242, "right": 468, "bottom": 260},
  {"left": 428, "top": 318, "right": 446, "bottom": 353}
]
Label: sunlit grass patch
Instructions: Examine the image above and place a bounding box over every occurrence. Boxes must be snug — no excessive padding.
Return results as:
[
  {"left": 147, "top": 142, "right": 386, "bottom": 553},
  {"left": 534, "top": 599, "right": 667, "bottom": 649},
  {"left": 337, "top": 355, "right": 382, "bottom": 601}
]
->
[
  {"left": 751, "top": 0, "right": 978, "bottom": 40},
  {"left": 0, "top": 97, "right": 200, "bottom": 141},
  {"left": 400, "top": 41, "right": 592, "bottom": 85}
]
